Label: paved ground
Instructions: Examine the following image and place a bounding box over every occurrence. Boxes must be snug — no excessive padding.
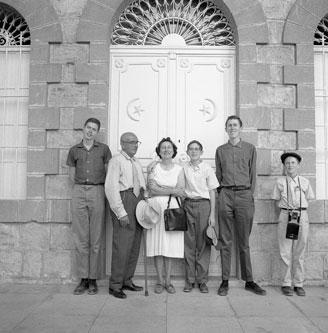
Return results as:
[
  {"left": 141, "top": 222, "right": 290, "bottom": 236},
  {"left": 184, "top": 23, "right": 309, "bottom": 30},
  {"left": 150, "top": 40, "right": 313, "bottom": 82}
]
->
[{"left": 0, "top": 279, "right": 327, "bottom": 333}]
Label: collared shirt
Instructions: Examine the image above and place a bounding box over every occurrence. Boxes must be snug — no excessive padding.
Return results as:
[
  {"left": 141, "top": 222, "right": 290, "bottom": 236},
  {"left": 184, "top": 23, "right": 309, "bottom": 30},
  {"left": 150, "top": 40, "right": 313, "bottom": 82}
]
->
[
  {"left": 215, "top": 140, "right": 257, "bottom": 193},
  {"left": 105, "top": 151, "right": 146, "bottom": 219},
  {"left": 66, "top": 140, "right": 112, "bottom": 185},
  {"left": 272, "top": 175, "right": 315, "bottom": 209},
  {"left": 183, "top": 161, "right": 219, "bottom": 199}
]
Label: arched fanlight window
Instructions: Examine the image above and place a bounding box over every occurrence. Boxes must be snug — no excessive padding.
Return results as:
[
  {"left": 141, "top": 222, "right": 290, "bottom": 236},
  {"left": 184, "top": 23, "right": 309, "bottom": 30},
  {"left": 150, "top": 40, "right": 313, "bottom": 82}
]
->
[
  {"left": 111, "top": 0, "right": 235, "bottom": 46},
  {"left": 0, "top": 4, "right": 30, "bottom": 46},
  {"left": 314, "top": 14, "right": 328, "bottom": 45}
]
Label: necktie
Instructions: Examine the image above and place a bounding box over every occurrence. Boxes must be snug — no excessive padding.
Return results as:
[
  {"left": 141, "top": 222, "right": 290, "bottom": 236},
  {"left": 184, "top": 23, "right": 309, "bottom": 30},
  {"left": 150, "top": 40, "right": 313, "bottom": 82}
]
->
[{"left": 131, "top": 159, "right": 140, "bottom": 197}]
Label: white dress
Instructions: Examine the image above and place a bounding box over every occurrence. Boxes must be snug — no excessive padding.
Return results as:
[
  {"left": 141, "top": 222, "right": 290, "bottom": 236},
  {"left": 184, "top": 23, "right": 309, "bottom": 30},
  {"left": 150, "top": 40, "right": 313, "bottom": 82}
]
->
[{"left": 146, "top": 163, "right": 184, "bottom": 258}]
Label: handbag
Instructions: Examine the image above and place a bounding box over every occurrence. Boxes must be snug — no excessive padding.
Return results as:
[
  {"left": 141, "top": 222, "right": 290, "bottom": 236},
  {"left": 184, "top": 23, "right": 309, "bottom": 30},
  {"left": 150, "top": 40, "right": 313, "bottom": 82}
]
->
[{"left": 164, "top": 195, "right": 187, "bottom": 231}]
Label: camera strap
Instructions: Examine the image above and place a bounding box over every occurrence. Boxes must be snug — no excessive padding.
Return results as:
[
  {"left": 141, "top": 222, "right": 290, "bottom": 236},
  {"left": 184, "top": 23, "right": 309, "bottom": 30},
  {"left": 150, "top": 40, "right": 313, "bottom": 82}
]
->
[{"left": 286, "top": 177, "right": 302, "bottom": 218}]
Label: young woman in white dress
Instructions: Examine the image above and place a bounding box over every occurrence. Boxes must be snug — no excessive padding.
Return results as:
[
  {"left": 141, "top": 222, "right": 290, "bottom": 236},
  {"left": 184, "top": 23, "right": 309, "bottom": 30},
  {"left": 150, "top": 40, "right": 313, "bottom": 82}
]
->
[{"left": 146, "top": 137, "right": 185, "bottom": 294}]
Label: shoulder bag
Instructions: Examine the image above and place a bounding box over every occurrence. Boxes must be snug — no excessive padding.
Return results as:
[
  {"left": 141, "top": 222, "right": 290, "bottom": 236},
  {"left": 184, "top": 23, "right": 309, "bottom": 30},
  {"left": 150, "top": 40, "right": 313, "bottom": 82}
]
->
[{"left": 164, "top": 195, "right": 187, "bottom": 231}]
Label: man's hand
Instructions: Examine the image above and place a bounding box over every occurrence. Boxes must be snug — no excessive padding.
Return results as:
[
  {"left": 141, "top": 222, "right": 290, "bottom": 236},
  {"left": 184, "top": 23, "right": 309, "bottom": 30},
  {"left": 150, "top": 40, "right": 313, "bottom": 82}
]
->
[
  {"left": 119, "top": 215, "right": 129, "bottom": 227},
  {"left": 208, "top": 214, "right": 216, "bottom": 227}
]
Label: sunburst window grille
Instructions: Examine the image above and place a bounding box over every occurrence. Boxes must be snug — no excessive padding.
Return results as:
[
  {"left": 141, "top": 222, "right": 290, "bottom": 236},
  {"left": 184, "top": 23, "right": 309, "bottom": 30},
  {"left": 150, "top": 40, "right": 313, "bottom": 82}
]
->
[
  {"left": 111, "top": 0, "right": 235, "bottom": 46},
  {"left": 0, "top": 4, "right": 30, "bottom": 46},
  {"left": 314, "top": 15, "right": 328, "bottom": 45}
]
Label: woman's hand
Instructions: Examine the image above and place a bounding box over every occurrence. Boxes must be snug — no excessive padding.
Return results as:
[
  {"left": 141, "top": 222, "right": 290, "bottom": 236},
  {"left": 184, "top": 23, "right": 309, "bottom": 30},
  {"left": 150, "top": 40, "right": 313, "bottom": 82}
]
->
[{"left": 173, "top": 187, "right": 186, "bottom": 199}]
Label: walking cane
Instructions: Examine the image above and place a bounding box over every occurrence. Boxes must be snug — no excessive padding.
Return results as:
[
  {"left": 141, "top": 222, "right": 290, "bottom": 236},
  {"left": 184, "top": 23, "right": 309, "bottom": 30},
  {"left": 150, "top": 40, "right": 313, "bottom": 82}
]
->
[{"left": 143, "top": 229, "right": 149, "bottom": 296}]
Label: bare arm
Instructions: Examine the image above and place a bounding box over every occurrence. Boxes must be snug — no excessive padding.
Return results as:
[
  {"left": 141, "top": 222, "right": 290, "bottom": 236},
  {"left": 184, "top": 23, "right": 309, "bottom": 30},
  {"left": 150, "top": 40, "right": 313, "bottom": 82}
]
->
[{"left": 208, "top": 189, "right": 216, "bottom": 226}]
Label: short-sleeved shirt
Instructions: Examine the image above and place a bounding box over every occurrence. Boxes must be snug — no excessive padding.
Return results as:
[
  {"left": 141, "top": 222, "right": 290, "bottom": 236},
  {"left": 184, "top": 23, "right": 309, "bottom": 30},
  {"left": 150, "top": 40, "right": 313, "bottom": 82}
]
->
[
  {"left": 215, "top": 140, "right": 257, "bottom": 193},
  {"left": 66, "top": 140, "right": 112, "bottom": 185},
  {"left": 271, "top": 175, "right": 315, "bottom": 209},
  {"left": 183, "top": 161, "right": 219, "bottom": 199}
]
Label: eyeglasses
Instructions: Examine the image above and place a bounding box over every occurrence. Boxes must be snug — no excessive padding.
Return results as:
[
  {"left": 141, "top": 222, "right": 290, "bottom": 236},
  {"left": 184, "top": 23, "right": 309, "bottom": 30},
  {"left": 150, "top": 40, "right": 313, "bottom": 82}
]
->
[
  {"left": 122, "top": 141, "right": 142, "bottom": 146},
  {"left": 188, "top": 148, "right": 201, "bottom": 152}
]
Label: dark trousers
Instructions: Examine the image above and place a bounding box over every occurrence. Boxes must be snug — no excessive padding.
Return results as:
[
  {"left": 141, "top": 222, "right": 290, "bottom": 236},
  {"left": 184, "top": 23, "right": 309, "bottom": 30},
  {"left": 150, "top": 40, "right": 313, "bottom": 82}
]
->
[
  {"left": 218, "top": 188, "right": 254, "bottom": 281},
  {"left": 184, "top": 200, "right": 211, "bottom": 284},
  {"left": 109, "top": 190, "right": 143, "bottom": 290}
]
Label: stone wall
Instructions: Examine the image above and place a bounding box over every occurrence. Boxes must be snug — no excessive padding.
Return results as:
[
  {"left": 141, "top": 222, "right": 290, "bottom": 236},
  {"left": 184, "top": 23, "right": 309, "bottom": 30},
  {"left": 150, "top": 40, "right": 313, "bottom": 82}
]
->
[{"left": 0, "top": 0, "right": 327, "bottom": 284}]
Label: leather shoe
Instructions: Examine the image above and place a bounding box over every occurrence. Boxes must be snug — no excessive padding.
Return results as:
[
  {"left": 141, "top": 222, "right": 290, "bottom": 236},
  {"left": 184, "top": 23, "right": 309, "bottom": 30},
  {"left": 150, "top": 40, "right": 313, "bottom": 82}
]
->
[
  {"left": 109, "top": 288, "right": 127, "bottom": 299},
  {"left": 199, "top": 283, "right": 209, "bottom": 293},
  {"left": 294, "top": 286, "right": 306, "bottom": 296},
  {"left": 73, "top": 279, "right": 89, "bottom": 295},
  {"left": 88, "top": 279, "right": 98, "bottom": 295},
  {"left": 281, "top": 286, "right": 293, "bottom": 296},
  {"left": 183, "top": 283, "right": 194, "bottom": 292},
  {"left": 245, "top": 281, "right": 267, "bottom": 296},
  {"left": 122, "top": 283, "right": 143, "bottom": 292},
  {"left": 218, "top": 280, "right": 229, "bottom": 296}
]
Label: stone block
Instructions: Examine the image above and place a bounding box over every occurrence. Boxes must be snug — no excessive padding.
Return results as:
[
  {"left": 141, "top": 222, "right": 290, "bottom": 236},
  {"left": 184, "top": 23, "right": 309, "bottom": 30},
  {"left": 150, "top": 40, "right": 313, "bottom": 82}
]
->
[
  {"left": 43, "top": 250, "right": 72, "bottom": 279},
  {"left": 260, "top": 0, "right": 295, "bottom": 19},
  {"left": 60, "top": 108, "right": 74, "bottom": 129},
  {"left": 82, "top": 0, "right": 115, "bottom": 24},
  {"left": 234, "top": 3, "right": 267, "bottom": 26},
  {"left": 284, "top": 109, "right": 315, "bottom": 131},
  {"left": 28, "top": 107, "right": 60, "bottom": 129},
  {"left": 18, "top": 200, "right": 49, "bottom": 223},
  {"left": 271, "top": 251, "right": 282, "bottom": 284},
  {"left": 73, "top": 107, "right": 108, "bottom": 129},
  {"left": 254, "top": 199, "right": 276, "bottom": 224},
  {"left": 283, "top": 65, "right": 314, "bottom": 84},
  {"left": 90, "top": 42, "right": 109, "bottom": 63},
  {"left": 257, "top": 84, "right": 295, "bottom": 108},
  {"left": 31, "top": 43, "right": 49, "bottom": 63},
  {"left": 240, "top": 131, "right": 258, "bottom": 146},
  {"left": 62, "top": 63, "right": 75, "bottom": 83},
  {"left": 22, "top": 251, "right": 42, "bottom": 278},
  {"left": 256, "top": 176, "right": 277, "bottom": 200},
  {"left": 271, "top": 109, "right": 283, "bottom": 130},
  {"left": 47, "top": 130, "right": 82, "bottom": 149},
  {"left": 257, "top": 149, "right": 271, "bottom": 175},
  {"left": 283, "top": 22, "right": 314, "bottom": 44},
  {"left": 46, "top": 175, "right": 72, "bottom": 199},
  {"left": 271, "top": 150, "right": 284, "bottom": 175},
  {"left": 239, "top": 107, "right": 271, "bottom": 130},
  {"left": 267, "top": 21, "right": 284, "bottom": 44},
  {"left": 31, "top": 23, "right": 63, "bottom": 43},
  {"left": 48, "top": 84, "right": 88, "bottom": 108},
  {"left": 0, "top": 250, "right": 22, "bottom": 278},
  {"left": 270, "top": 65, "right": 283, "bottom": 84},
  {"left": 88, "top": 83, "right": 108, "bottom": 106},
  {"left": 224, "top": 0, "right": 259, "bottom": 13},
  {"left": 28, "top": 130, "right": 46, "bottom": 148},
  {"left": 77, "top": 21, "right": 109, "bottom": 42},
  {"left": 257, "top": 45, "right": 295, "bottom": 65},
  {"left": 239, "top": 82, "right": 257, "bottom": 106},
  {"left": 250, "top": 251, "right": 271, "bottom": 282},
  {"left": 308, "top": 200, "right": 325, "bottom": 223},
  {"left": 50, "top": 200, "right": 71, "bottom": 223},
  {"left": 51, "top": 0, "right": 86, "bottom": 16},
  {"left": 308, "top": 225, "right": 328, "bottom": 251},
  {"left": 27, "top": 149, "right": 59, "bottom": 174},
  {"left": 50, "top": 44, "right": 89, "bottom": 64},
  {"left": 298, "top": 131, "right": 315, "bottom": 149},
  {"left": 258, "top": 130, "right": 296, "bottom": 150},
  {"left": 29, "top": 84, "right": 47, "bottom": 106},
  {"left": 324, "top": 254, "right": 328, "bottom": 280},
  {"left": 257, "top": 224, "right": 279, "bottom": 252},
  {"left": 0, "top": 224, "right": 19, "bottom": 250},
  {"left": 18, "top": 222, "right": 50, "bottom": 251},
  {"left": 296, "top": 44, "right": 315, "bottom": 65},
  {"left": 239, "top": 63, "right": 270, "bottom": 83},
  {"left": 305, "top": 253, "right": 324, "bottom": 280},
  {"left": 297, "top": 85, "right": 315, "bottom": 108},
  {"left": 298, "top": 150, "right": 315, "bottom": 175},
  {"left": 59, "top": 149, "right": 70, "bottom": 175},
  {"left": 50, "top": 224, "right": 74, "bottom": 250},
  {"left": 287, "top": 4, "right": 320, "bottom": 31},
  {"left": 238, "top": 23, "right": 269, "bottom": 43},
  {"left": 75, "top": 63, "right": 108, "bottom": 83},
  {"left": 30, "top": 64, "right": 62, "bottom": 83},
  {"left": 28, "top": 5, "right": 59, "bottom": 29},
  {"left": 0, "top": 200, "right": 18, "bottom": 222},
  {"left": 26, "top": 175, "right": 45, "bottom": 199}
]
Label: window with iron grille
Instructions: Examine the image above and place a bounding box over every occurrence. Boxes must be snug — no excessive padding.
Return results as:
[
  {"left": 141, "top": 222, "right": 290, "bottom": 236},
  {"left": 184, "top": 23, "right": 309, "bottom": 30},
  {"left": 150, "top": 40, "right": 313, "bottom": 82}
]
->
[{"left": 0, "top": 4, "right": 30, "bottom": 199}]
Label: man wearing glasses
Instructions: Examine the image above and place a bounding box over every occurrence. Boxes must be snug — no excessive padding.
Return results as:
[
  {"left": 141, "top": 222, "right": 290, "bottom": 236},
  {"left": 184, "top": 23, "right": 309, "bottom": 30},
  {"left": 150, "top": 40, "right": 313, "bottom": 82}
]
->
[{"left": 105, "top": 132, "right": 146, "bottom": 299}]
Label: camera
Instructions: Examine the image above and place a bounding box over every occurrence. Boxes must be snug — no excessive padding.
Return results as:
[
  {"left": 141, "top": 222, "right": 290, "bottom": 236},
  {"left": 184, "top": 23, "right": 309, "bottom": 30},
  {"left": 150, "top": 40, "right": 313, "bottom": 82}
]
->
[{"left": 286, "top": 210, "right": 300, "bottom": 240}]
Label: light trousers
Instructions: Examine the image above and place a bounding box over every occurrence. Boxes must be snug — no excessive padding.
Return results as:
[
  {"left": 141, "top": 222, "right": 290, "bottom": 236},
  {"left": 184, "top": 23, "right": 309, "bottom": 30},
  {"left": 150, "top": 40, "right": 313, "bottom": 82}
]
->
[
  {"left": 184, "top": 200, "right": 211, "bottom": 284},
  {"left": 278, "top": 210, "right": 309, "bottom": 287},
  {"left": 71, "top": 184, "right": 105, "bottom": 279}
]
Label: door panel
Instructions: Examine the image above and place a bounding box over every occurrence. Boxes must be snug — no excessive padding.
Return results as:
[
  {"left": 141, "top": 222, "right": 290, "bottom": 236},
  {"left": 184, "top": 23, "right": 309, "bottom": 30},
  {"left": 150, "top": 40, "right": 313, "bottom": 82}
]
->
[{"left": 107, "top": 46, "right": 236, "bottom": 278}]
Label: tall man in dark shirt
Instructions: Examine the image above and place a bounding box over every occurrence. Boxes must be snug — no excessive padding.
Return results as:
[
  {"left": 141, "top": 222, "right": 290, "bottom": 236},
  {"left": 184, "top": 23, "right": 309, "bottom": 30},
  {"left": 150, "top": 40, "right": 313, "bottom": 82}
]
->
[
  {"left": 215, "top": 115, "right": 266, "bottom": 296},
  {"left": 67, "top": 118, "right": 112, "bottom": 295}
]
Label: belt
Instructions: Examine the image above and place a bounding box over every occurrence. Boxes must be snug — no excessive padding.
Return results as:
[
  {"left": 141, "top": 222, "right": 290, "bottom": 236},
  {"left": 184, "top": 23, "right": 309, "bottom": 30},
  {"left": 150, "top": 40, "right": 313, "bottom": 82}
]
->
[
  {"left": 281, "top": 207, "right": 307, "bottom": 211},
  {"left": 185, "top": 198, "right": 209, "bottom": 202},
  {"left": 77, "top": 183, "right": 103, "bottom": 186},
  {"left": 120, "top": 188, "right": 134, "bottom": 193},
  {"left": 222, "top": 186, "right": 251, "bottom": 191}
]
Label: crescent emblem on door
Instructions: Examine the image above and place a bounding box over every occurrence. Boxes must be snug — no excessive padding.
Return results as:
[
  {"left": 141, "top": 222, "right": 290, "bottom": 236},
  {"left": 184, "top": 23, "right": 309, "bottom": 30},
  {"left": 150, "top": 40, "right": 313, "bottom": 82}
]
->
[
  {"left": 198, "top": 99, "right": 217, "bottom": 122},
  {"left": 127, "top": 98, "right": 145, "bottom": 121}
]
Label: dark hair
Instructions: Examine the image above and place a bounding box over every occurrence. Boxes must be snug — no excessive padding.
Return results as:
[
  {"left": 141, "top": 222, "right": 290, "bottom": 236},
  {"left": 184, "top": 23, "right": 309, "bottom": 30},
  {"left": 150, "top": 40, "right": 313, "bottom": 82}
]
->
[
  {"left": 225, "top": 115, "right": 242, "bottom": 128},
  {"left": 187, "top": 140, "right": 203, "bottom": 151},
  {"left": 84, "top": 118, "right": 101, "bottom": 131},
  {"left": 155, "top": 137, "right": 178, "bottom": 159}
]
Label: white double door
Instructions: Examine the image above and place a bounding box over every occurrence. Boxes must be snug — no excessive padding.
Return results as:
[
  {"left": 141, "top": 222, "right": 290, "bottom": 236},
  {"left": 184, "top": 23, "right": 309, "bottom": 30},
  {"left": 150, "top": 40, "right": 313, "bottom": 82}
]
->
[{"left": 107, "top": 46, "right": 236, "bottom": 277}]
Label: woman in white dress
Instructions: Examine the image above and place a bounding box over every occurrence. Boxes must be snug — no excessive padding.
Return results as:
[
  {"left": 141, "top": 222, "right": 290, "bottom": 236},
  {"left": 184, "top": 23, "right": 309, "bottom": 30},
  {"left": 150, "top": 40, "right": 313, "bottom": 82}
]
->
[{"left": 146, "top": 137, "right": 185, "bottom": 294}]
